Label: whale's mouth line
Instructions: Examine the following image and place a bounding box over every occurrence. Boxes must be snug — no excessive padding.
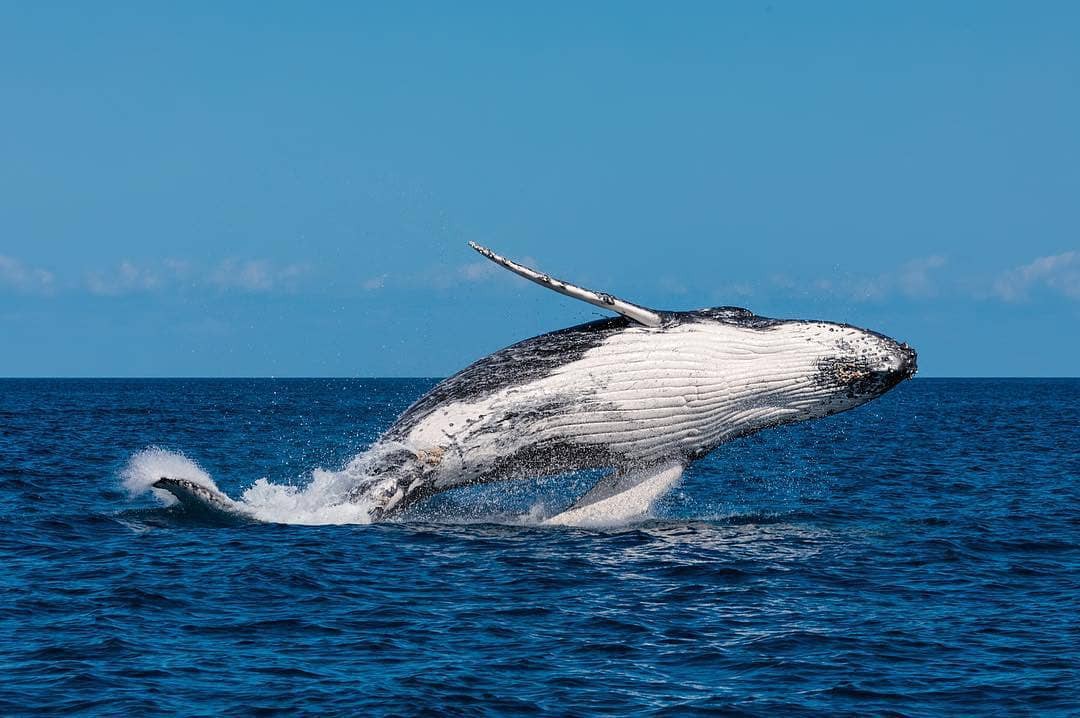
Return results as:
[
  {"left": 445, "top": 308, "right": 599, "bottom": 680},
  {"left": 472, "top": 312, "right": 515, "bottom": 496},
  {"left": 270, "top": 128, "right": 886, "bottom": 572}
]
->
[
  {"left": 816, "top": 339, "right": 917, "bottom": 400},
  {"left": 816, "top": 363, "right": 914, "bottom": 400}
]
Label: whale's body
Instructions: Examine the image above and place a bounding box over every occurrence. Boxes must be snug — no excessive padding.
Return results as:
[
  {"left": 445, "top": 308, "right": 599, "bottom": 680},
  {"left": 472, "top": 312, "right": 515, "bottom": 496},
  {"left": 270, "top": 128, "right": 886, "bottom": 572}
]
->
[
  {"left": 154, "top": 244, "right": 916, "bottom": 524},
  {"left": 350, "top": 307, "right": 915, "bottom": 521}
]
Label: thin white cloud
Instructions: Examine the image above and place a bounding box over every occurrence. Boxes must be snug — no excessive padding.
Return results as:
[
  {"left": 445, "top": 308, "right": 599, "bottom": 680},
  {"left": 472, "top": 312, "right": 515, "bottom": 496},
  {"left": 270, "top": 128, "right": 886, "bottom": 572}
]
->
[
  {"left": 994, "top": 251, "right": 1080, "bottom": 302},
  {"left": 210, "top": 259, "right": 275, "bottom": 292},
  {"left": 782, "top": 255, "right": 949, "bottom": 302},
  {"left": 0, "top": 255, "right": 55, "bottom": 294},
  {"left": 896, "top": 255, "right": 948, "bottom": 298},
  {"left": 23, "top": 252, "right": 1080, "bottom": 307},
  {"left": 459, "top": 260, "right": 498, "bottom": 281},
  {"left": 356, "top": 256, "right": 540, "bottom": 292},
  {"left": 85, "top": 261, "right": 163, "bottom": 296},
  {"left": 709, "top": 281, "right": 754, "bottom": 302},
  {"left": 82, "top": 258, "right": 313, "bottom": 296},
  {"left": 458, "top": 255, "right": 539, "bottom": 283},
  {"left": 163, "top": 258, "right": 195, "bottom": 280}
]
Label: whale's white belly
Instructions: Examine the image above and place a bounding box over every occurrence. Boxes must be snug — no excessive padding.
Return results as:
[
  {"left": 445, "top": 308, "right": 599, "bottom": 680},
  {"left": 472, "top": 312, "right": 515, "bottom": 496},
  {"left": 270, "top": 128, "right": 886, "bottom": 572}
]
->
[{"left": 394, "top": 322, "right": 832, "bottom": 490}]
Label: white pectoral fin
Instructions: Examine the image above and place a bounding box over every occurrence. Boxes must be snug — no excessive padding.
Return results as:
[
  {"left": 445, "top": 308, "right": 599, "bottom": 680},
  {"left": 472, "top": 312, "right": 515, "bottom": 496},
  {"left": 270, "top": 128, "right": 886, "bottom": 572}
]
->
[
  {"left": 544, "top": 462, "right": 685, "bottom": 528},
  {"left": 468, "top": 242, "right": 663, "bottom": 328}
]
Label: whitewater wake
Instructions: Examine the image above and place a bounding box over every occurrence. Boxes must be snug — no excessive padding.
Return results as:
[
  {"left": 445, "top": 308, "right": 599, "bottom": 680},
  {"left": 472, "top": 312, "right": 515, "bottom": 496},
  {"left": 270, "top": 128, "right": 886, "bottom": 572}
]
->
[
  {"left": 122, "top": 447, "right": 381, "bottom": 525},
  {"left": 121, "top": 446, "right": 679, "bottom": 528}
]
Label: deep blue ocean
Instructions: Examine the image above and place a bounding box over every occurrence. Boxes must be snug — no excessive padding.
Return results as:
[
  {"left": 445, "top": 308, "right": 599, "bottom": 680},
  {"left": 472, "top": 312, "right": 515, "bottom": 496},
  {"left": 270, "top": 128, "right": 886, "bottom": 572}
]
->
[{"left": 1, "top": 378, "right": 1077, "bottom": 716}]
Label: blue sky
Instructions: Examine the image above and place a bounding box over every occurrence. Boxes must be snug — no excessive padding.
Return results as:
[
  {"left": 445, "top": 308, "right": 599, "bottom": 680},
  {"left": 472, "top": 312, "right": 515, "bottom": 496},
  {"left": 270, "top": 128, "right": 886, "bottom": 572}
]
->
[{"left": 1, "top": 2, "right": 1078, "bottom": 377}]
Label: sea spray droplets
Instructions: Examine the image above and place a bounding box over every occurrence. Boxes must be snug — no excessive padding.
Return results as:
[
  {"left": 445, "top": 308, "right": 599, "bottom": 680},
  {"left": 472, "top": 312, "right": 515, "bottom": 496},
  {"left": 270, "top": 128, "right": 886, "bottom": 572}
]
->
[
  {"left": 121, "top": 447, "right": 215, "bottom": 506},
  {"left": 239, "top": 471, "right": 376, "bottom": 525},
  {"left": 120, "top": 445, "right": 403, "bottom": 525},
  {"left": 120, "top": 440, "right": 670, "bottom": 527},
  {"left": 234, "top": 441, "right": 423, "bottom": 524}
]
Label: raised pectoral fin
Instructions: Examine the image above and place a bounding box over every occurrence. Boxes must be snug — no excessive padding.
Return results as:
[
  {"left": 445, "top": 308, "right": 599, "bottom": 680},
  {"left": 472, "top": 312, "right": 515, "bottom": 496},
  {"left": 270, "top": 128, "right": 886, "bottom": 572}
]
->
[
  {"left": 468, "top": 242, "right": 664, "bottom": 328},
  {"left": 545, "top": 462, "right": 685, "bottom": 527}
]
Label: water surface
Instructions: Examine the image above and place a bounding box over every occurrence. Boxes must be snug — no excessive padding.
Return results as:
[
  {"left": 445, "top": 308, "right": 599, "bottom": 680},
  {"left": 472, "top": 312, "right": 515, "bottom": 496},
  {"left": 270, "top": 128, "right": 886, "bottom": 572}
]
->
[{"left": 1, "top": 378, "right": 1077, "bottom": 715}]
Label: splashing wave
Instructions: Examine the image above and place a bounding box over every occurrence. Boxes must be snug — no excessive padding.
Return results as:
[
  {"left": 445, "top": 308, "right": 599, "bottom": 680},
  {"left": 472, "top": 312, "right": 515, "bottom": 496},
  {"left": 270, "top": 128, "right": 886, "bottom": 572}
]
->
[
  {"left": 120, "top": 445, "right": 671, "bottom": 527},
  {"left": 122, "top": 447, "right": 383, "bottom": 525}
]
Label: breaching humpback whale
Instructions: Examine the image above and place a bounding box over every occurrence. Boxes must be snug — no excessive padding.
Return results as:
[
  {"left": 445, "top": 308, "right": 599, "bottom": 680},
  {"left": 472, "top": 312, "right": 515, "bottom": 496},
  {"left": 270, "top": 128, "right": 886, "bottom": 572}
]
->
[{"left": 154, "top": 243, "right": 916, "bottom": 524}]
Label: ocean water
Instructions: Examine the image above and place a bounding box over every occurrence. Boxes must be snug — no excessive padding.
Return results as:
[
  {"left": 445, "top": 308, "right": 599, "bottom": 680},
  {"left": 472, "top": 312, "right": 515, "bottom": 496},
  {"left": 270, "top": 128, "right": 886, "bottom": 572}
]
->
[{"left": 1, "top": 378, "right": 1077, "bottom": 716}]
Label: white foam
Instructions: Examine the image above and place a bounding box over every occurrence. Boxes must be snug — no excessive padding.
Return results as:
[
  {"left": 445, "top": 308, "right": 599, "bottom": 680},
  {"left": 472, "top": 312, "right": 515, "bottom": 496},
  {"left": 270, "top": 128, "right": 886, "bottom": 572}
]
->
[
  {"left": 120, "top": 444, "right": 672, "bottom": 528},
  {"left": 239, "top": 469, "right": 376, "bottom": 525},
  {"left": 121, "top": 447, "right": 214, "bottom": 507},
  {"left": 121, "top": 447, "right": 383, "bottom": 525}
]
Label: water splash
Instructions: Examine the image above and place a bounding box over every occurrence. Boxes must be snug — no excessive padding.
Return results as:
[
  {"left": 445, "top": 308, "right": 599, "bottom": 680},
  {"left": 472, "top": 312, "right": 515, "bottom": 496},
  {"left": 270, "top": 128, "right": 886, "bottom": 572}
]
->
[
  {"left": 121, "top": 447, "right": 214, "bottom": 507},
  {"left": 122, "top": 447, "right": 378, "bottom": 525},
  {"left": 120, "top": 445, "right": 676, "bottom": 528}
]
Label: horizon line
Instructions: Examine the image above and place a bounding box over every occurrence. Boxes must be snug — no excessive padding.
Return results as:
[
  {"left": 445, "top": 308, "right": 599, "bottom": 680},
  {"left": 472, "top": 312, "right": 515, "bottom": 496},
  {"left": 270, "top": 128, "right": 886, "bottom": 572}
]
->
[{"left": 2, "top": 375, "right": 1079, "bottom": 381}]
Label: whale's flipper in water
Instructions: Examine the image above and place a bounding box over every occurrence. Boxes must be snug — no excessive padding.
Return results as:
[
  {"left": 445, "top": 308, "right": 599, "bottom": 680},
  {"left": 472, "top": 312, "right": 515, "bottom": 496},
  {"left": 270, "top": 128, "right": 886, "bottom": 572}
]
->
[
  {"left": 468, "top": 242, "right": 664, "bottom": 328},
  {"left": 544, "top": 462, "right": 684, "bottom": 527},
  {"left": 152, "top": 477, "right": 256, "bottom": 523}
]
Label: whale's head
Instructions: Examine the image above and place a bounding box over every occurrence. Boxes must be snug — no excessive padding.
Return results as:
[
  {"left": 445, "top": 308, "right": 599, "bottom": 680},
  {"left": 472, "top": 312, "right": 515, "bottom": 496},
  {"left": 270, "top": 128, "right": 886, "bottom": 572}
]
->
[{"left": 687, "top": 307, "right": 917, "bottom": 436}]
